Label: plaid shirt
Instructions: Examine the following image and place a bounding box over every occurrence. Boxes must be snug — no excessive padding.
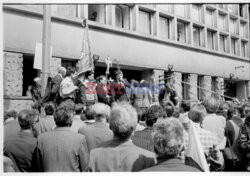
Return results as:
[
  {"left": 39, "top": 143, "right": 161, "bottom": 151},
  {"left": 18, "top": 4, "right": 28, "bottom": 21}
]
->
[
  {"left": 184, "top": 123, "right": 218, "bottom": 155},
  {"left": 131, "top": 128, "right": 154, "bottom": 152}
]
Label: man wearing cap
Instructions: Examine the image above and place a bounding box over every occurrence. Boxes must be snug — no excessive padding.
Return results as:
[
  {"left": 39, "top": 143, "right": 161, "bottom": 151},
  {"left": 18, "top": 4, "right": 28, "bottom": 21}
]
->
[{"left": 111, "top": 69, "right": 129, "bottom": 102}]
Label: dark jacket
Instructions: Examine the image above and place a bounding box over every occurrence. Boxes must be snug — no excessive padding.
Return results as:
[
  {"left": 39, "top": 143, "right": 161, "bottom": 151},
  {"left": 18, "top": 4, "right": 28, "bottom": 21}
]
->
[
  {"left": 4, "top": 131, "right": 37, "bottom": 172},
  {"left": 33, "top": 115, "right": 56, "bottom": 137},
  {"left": 142, "top": 158, "right": 200, "bottom": 172},
  {"left": 36, "top": 127, "right": 89, "bottom": 172},
  {"left": 75, "top": 79, "right": 85, "bottom": 104},
  {"left": 96, "top": 84, "right": 111, "bottom": 105},
  {"left": 81, "top": 79, "right": 98, "bottom": 106},
  {"left": 238, "top": 124, "right": 250, "bottom": 170},
  {"left": 111, "top": 80, "right": 129, "bottom": 102},
  {"left": 89, "top": 138, "right": 156, "bottom": 171},
  {"left": 4, "top": 120, "right": 20, "bottom": 140}
]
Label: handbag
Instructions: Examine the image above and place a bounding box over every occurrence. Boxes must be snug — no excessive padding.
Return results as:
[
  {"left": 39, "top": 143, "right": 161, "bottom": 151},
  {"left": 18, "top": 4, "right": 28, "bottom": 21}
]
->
[{"left": 223, "top": 120, "right": 240, "bottom": 169}]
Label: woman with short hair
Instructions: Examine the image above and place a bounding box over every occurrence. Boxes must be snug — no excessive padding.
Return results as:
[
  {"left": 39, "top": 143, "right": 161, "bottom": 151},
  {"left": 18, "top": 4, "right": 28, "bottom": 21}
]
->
[{"left": 142, "top": 118, "right": 200, "bottom": 172}]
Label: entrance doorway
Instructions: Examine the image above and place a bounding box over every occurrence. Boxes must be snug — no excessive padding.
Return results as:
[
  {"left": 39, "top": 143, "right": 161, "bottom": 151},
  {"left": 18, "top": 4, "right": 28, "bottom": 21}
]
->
[{"left": 224, "top": 79, "right": 236, "bottom": 100}]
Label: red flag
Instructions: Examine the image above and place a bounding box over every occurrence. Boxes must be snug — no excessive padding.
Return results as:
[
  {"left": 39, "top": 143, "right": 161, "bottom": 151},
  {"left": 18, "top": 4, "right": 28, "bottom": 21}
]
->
[{"left": 77, "top": 19, "right": 93, "bottom": 75}]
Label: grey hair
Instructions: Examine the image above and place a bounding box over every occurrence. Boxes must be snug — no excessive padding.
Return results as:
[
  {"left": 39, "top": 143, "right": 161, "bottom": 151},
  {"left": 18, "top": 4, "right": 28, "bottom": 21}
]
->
[
  {"left": 58, "top": 67, "right": 66, "bottom": 75},
  {"left": 92, "top": 103, "right": 111, "bottom": 121},
  {"left": 109, "top": 102, "right": 137, "bottom": 139},
  {"left": 152, "top": 118, "right": 184, "bottom": 158}
]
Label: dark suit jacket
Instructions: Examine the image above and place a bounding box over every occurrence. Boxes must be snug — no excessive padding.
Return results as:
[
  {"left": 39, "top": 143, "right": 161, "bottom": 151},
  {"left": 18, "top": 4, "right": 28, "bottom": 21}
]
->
[
  {"left": 36, "top": 127, "right": 89, "bottom": 172},
  {"left": 75, "top": 79, "right": 85, "bottom": 104},
  {"left": 89, "top": 138, "right": 156, "bottom": 171},
  {"left": 111, "top": 81, "right": 129, "bottom": 102},
  {"left": 4, "top": 131, "right": 37, "bottom": 172},
  {"left": 132, "top": 128, "right": 154, "bottom": 152},
  {"left": 33, "top": 115, "right": 56, "bottom": 137},
  {"left": 142, "top": 158, "right": 200, "bottom": 172},
  {"left": 4, "top": 120, "right": 20, "bottom": 140},
  {"left": 96, "top": 84, "right": 111, "bottom": 105},
  {"left": 78, "top": 122, "right": 113, "bottom": 153}
]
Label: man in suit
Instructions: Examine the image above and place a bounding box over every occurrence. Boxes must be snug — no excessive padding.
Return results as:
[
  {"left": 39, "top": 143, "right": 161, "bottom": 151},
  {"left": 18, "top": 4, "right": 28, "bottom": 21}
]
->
[
  {"left": 142, "top": 118, "right": 200, "bottom": 172},
  {"left": 96, "top": 75, "right": 111, "bottom": 105},
  {"left": 35, "top": 102, "right": 89, "bottom": 172},
  {"left": 78, "top": 103, "right": 113, "bottom": 153},
  {"left": 33, "top": 102, "right": 56, "bottom": 137},
  {"left": 41, "top": 67, "right": 66, "bottom": 105},
  {"left": 4, "top": 110, "right": 20, "bottom": 140},
  {"left": 89, "top": 102, "right": 156, "bottom": 171},
  {"left": 132, "top": 105, "right": 166, "bottom": 152},
  {"left": 4, "top": 109, "right": 37, "bottom": 172}
]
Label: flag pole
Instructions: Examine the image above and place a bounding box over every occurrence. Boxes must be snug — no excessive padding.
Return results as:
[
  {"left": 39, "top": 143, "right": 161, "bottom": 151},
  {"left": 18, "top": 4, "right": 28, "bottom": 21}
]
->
[{"left": 41, "top": 5, "right": 51, "bottom": 97}]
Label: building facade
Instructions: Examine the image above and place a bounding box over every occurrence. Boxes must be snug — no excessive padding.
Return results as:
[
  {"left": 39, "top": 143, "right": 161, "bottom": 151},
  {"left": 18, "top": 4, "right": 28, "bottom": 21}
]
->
[{"left": 3, "top": 4, "right": 250, "bottom": 111}]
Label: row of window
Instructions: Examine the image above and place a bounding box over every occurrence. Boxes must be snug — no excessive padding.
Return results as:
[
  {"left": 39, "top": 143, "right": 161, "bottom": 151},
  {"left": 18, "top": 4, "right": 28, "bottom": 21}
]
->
[{"left": 21, "top": 4, "right": 249, "bottom": 58}]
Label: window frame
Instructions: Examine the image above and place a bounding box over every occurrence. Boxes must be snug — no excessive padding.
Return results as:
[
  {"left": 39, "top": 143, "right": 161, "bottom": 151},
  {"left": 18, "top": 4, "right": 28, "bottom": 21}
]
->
[
  {"left": 219, "top": 34, "right": 227, "bottom": 52},
  {"left": 207, "top": 30, "right": 216, "bottom": 50},
  {"left": 231, "top": 37, "right": 237, "bottom": 55},
  {"left": 177, "top": 20, "right": 188, "bottom": 43},
  {"left": 115, "top": 4, "right": 131, "bottom": 29},
  {"left": 138, "top": 9, "right": 152, "bottom": 35},
  {"left": 206, "top": 8, "right": 215, "bottom": 27},
  {"left": 193, "top": 25, "right": 202, "bottom": 47},
  {"left": 241, "top": 41, "right": 247, "bottom": 57},
  {"left": 159, "top": 15, "right": 170, "bottom": 39}
]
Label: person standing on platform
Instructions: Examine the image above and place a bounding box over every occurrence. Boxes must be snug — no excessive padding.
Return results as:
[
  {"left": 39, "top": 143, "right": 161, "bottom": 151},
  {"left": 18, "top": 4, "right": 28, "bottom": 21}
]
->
[
  {"left": 58, "top": 67, "right": 78, "bottom": 107},
  {"left": 112, "top": 69, "right": 129, "bottom": 102},
  {"left": 81, "top": 70, "right": 98, "bottom": 108},
  {"left": 96, "top": 75, "right": 112, "bottom": 105}
]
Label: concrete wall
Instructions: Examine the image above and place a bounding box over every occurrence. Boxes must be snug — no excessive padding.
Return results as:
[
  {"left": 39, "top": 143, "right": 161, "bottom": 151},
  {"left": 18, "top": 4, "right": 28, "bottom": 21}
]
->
[
  {"left": 3, "top": 52, "right": 62, "bottom": 112},
  {"left": 4, "top": 98, "right": 34, "bottom": 112},
  {"left": 3, "top": 10, "right": 250, "bottom": 81},
  {"left": 4, "top": 52, "right": 23, "bottom": 96}
]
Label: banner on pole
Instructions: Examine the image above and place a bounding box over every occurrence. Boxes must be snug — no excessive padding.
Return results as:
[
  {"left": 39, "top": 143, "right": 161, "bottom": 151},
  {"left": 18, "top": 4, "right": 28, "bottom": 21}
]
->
[
  {"left": 34, "top": 42, "right": 52, "bottom": 70},
  {"left": 77, "top": 20, "right": 93, "bottom": 75}
]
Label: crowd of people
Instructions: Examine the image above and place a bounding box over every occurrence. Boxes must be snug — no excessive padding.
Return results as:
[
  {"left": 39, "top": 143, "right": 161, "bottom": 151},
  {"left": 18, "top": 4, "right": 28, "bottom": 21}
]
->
[{"left": 3, "top": 65, "right": 250, "bottom": 172}]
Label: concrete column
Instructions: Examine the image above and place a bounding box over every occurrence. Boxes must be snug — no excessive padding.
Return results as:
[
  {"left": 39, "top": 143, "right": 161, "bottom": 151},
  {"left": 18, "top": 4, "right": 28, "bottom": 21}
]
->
[
  {"left": 4, "top": 52, "right": 23, "bottom": 96},
  {"left": 49, "top": 57, "right": 62, "bottom": 77},
  {"left": 152, "top": 69, "right": 164, "bottom": 102},
  {"left": 200, "top": 75, "right": 212, "bottom": 100},
  {"left": 247, "top": 81, "right": 250, "bottom": 99},
  {"left": 213, "top": 77, "right": 224, "bottom": 99},
  {"left": 187, "top": 74, "right": 198, "bottom": 101},
  {"left": 170, "top": 72, "right": 182, "bottom": 100}
]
